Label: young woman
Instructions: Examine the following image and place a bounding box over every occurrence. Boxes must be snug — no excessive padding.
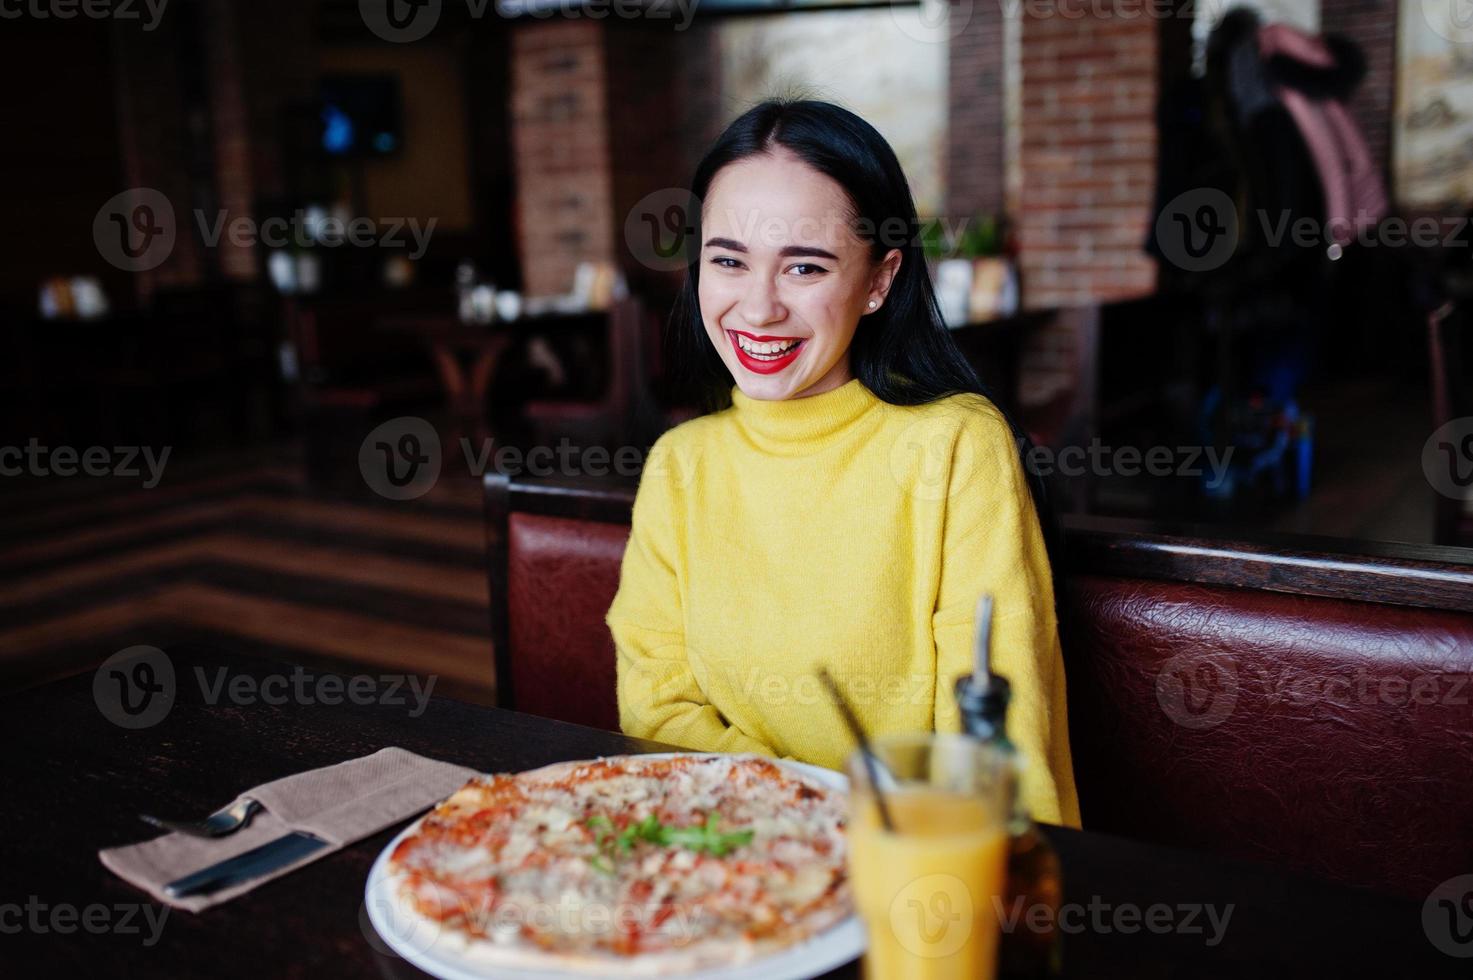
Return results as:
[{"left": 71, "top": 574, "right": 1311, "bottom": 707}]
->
[{"left": 606, "top": 99, "right": 1081, "bottom": 828}]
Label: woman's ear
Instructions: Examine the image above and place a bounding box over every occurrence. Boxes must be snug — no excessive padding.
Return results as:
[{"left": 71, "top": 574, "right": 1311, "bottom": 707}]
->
[{"left": 869, "top": 248, "right": 902, "bottom": 308}]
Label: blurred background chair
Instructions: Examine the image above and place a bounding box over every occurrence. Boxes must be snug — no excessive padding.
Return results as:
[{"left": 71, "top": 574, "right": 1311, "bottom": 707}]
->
[
  {"left": 518, "top": 294, "right": 666, "bottom": 450},
  {"left": 483, "top": 472, "right": 632, "bottom": 732}
]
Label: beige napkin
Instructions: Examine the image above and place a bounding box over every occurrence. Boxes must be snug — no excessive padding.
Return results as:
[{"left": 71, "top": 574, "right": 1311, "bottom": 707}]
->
[{"left": 99, "top": 747, "right": 478, "bottom": 912}]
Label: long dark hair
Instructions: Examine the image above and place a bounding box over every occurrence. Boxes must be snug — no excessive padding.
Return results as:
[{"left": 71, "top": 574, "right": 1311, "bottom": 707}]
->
[{"left": 669, "top": 97, "right": 1062, "bottom": 581}]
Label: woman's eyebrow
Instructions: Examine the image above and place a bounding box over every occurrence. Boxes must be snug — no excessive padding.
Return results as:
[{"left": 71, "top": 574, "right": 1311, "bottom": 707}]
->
[{"left": 703, "top": 237, "right": 839, "bottom": 261}]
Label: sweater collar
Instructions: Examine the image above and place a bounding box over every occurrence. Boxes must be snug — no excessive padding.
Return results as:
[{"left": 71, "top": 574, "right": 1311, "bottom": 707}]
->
[{"left": 729, "top": 378, "right": 880, "bottom": 447}]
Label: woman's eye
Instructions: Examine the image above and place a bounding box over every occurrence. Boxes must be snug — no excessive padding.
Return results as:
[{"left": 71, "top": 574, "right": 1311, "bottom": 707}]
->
[
  {"left": 789, "top": 263, "right": 826, "bottom": 277},
  {"left": 710, "top": 256, "right": 742, "bottom": 270}
]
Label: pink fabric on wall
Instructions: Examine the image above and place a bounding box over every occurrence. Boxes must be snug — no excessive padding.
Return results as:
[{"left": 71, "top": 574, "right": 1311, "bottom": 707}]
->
[
  {"left": 1275, "top": 88, "right": 1389, "bottom": 245},
  {"left": 1257, "top": 21, "right": 1336, "bottom": 68},
  {"left": 1257, "top": 22, "right": 1389, "bottom": 247}
]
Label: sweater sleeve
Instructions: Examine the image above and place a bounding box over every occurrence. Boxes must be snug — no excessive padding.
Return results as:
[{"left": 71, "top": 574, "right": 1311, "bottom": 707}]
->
[
  {"left": 930, "top": 402, "right": 1083, "bottom": 829},
  {"left": 606, "top": 435, "right": 779, "bottom": 756}
]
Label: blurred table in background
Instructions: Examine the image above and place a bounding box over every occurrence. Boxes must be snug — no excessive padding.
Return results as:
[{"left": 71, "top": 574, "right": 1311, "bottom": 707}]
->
[{"left": 376, "top": 314, "right": 516, "bottom": 447}]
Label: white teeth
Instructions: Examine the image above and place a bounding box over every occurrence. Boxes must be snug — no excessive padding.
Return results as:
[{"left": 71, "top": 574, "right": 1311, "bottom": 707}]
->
[{"left": 735, "top": 335, "right": 800, "bottom": 357}]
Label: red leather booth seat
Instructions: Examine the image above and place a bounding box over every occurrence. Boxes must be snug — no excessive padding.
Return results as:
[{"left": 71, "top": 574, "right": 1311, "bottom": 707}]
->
[
  {"left": 504, "top": 512, "right": 628, "bottom": 734},
  {"left": 1063, "top": 575, "right": 1473, "bottom": 899},
  {"left": 486, "top": 474, "right": 1473, "bottom": 899}
]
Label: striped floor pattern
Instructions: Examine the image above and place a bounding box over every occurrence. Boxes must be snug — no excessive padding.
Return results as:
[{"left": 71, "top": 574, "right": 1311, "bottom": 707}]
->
[{"left": 0, "top": 448, "right": 497, "bottom": 703}]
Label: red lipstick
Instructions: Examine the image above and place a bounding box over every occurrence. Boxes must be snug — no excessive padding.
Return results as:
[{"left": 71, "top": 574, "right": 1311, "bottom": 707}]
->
[{"left": 727, "top": 329, "right": 806, "bottom": 375}]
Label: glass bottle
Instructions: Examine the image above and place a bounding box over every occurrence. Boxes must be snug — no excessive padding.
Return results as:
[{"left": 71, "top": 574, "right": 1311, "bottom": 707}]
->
[{"left": 954, "top": 595, "right": 1064, "bottom": 978}]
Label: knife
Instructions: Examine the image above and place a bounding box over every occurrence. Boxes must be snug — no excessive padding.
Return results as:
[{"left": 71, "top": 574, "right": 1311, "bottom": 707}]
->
[{"left": 163, "top": 831, "right": 329, "bottom": 899}]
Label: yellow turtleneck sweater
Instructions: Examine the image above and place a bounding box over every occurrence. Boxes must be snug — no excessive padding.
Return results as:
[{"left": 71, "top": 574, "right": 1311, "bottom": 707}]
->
[{"left": 605, "top": 377, "right": 1082, "bottom": 828}]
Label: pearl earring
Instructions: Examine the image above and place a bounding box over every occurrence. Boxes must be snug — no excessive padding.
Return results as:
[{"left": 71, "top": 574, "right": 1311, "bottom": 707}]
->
[{"left": 868, "top": 300, "right": 877, "bottom": 309}]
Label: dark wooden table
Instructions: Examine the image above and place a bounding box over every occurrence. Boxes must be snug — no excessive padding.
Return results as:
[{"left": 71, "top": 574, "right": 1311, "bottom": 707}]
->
[
  {"left": 376, "top": 313, "right": 516, "bottom": 447},
  {"left": 1, "top": 646, "right": 1462, "bottom": 978},
  {"left": 374, "top": 308, "right": 611, "bottom": 448}
]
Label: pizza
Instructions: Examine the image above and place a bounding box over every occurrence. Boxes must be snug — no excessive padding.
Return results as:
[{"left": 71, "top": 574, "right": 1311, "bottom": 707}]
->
[{"left": 384, "top": 753, "right": 852, "bottom": 974}]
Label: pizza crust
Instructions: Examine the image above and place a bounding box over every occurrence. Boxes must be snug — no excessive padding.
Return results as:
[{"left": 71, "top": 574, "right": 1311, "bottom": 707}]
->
[{"left": 394, "top": 889, "right": 854, "bottom": 977}]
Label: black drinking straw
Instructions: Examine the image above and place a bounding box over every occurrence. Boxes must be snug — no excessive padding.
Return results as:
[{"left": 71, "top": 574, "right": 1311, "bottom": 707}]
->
[{"left": 818, "top": 668, "right": 895, "bottom": 832}]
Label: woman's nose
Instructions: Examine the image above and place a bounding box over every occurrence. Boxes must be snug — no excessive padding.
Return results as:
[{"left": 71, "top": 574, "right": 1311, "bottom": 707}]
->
[{"left": 737, "top": 278, "right": 785, "bottom": 328}]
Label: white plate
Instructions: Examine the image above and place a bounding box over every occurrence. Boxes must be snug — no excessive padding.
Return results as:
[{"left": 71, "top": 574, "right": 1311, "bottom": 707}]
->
[{"left": 364, "top": 752, "right": 865, "bottom": 980}]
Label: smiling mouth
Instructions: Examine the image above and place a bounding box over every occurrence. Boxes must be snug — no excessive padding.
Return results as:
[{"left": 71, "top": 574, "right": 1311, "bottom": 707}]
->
[{"left": 726, "top": 330, "right": 807, "bottom": 372}]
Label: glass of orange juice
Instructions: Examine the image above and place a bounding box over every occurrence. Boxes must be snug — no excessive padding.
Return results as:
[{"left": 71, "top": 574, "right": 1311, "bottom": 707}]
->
[{"left": 846, "top": 733, "right": 1016, "bottom": 980}]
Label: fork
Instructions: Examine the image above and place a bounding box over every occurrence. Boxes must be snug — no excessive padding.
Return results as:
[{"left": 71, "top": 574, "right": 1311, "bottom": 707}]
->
[{"left": 139, "top": 798, "right": 262, "bottom": 838}]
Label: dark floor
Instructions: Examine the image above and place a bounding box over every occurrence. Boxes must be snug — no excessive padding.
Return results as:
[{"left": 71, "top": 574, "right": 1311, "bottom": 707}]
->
[
  {"left": 0, "top": 447, "right": 494, "bottom": 700},
  {"left": 1261, "top": 376, "right": 1437, "bottom": 543}
]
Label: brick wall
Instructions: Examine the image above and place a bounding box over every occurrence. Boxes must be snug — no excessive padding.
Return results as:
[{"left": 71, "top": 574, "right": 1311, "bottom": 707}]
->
[
  {"left": 508, "top": 19, "right": 706, "bottom": 301},
  {"left": 111, "top": 14, "right": 205, "bottom": 297},
  {"left": 946, "top": 0, "right": 1007, "bottom": 223},
  {"left": 509, "top": 20, "right": 617, "bottom": 297},
  {"left": 605, "top": 20, "right": 692, "bottom": 307},
  {"left": 202, "top": 0, "right": 257, "bottom": 282},
  {"left": 1015, "top": 14, "right": 1158, "bottom": 311},
  {"left": 944, "top": 9, "right": 1159, "bottom": 414},
  {"left": 112, "top": 0, "right": 316, "bottom": 294},
  {"left": 1320, "top": 0, "right": 1395, "bottom": 182},
  {"left": 677, "top": 23, "right": 726, "bottom": 180}
]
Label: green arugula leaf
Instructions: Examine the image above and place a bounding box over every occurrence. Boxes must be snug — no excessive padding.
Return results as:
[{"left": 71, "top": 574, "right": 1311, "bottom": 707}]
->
[
  {"left": 582, "top": 811, "right": 754, "bottom": 870},
  {"left": 709, "top": 827, "right": 755, "bottom": 857}
]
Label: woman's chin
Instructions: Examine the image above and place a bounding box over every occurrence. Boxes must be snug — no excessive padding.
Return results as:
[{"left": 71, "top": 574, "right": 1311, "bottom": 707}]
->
[
  {"left": 722, "top": 355, "right": 809, "bottom": 401},
  {"left": 732, "top": 374, "right": 802, "bottom": 401}
]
